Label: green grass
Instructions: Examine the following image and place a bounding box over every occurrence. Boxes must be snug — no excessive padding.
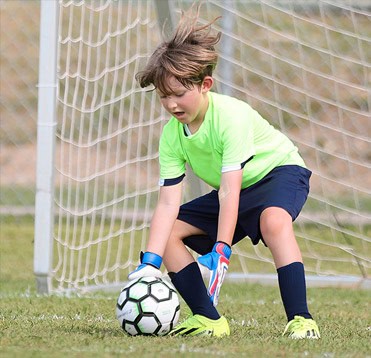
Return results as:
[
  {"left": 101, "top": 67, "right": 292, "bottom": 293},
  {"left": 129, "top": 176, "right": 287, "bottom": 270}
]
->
[
  {"left": 1, "top": 289, "right": 370, "bottom": 358},
  {"left": 1, "top": 216, "right": 370, "bottom": 357}
]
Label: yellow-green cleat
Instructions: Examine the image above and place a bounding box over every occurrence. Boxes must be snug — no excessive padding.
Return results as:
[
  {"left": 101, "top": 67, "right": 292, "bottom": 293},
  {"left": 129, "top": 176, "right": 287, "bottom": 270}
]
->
[
  {"left": 283, "top": 315, "right": 320, "bottom": 339},
  {"left": 169, "top": 314, "right": 230, "bottom": 337}
]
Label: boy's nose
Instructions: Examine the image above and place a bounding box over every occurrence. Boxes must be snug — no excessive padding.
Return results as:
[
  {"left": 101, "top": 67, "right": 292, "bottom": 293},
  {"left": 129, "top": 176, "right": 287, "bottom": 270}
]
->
[{"left": 167, "top": 99, "right": 177, "bottom": 111}]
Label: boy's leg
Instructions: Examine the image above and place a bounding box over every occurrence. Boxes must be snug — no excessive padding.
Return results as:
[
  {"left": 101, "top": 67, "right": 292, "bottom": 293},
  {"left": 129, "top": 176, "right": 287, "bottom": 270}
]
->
[
  {"left": 163, "top": 219, "right": 229, "bottom": 336},
  {"left": 260, "top": 207, "right": 302, "bottom": 268},
  {"left": 163, "top": 219, "right": 199, "bottom": 273},
  {"left": 168, "top": 261, "right": 230, "bottom": 337},
  {"left": 163, "top": 219, "right": 219, "bottom": 319},
  {"left": 168, "top": 262, "right": 220, "bottom": 320},
  {"left": 260, "top": 207, "right": 320, "bottom": 339}
]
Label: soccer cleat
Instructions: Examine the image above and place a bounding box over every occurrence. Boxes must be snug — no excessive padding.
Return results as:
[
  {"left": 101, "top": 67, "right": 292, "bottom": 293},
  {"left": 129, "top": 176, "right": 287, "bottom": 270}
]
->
[
  {"left": 169, "top": 314, "right": 230, "bottom": 337},
  {"left": 283, "top": 315, "right": 320, "bottom": 339}
]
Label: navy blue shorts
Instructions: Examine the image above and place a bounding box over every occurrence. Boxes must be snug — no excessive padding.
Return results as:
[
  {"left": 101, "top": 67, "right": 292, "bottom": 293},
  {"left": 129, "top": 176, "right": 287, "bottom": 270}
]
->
[{"left": 178, "top": 165, "right": 311, "bottom": 255}]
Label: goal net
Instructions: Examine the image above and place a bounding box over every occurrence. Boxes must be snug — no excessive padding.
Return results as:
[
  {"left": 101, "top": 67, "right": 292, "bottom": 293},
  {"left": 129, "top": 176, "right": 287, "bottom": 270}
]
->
[{"left": 35, "top": 0, "right": 370, "bottom": 294}]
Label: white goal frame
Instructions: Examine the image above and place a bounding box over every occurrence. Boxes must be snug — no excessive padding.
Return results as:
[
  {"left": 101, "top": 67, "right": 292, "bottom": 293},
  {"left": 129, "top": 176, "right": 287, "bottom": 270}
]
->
[{"left": 35, "top": 0, "right": 371, "bottom": 294}]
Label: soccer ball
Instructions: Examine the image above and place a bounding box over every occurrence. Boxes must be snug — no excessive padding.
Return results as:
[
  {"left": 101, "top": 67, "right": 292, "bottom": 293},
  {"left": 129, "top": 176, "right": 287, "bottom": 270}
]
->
[{"left": 116, "top": 276, "right": 180, "bottom": 336}]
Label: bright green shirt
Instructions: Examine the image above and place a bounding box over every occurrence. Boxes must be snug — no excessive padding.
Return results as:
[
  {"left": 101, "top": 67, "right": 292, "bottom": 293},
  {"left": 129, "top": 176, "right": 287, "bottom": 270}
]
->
[{"left": 159, "top": 92, "right": 305, "bottom": 189}]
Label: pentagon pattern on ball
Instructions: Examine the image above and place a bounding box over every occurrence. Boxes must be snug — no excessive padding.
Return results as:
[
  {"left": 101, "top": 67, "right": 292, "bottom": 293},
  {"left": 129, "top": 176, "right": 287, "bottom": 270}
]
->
[{"left": 116, "top": 276, "right": 180, "bottom": 336}]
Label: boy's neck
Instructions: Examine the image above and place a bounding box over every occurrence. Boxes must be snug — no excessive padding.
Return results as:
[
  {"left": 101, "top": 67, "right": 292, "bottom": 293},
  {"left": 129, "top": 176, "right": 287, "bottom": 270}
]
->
[
  {"left": 186, "top": 120, "right": 203, "bottom": 134},
  {"left": 186, "top": 93, "right": 209, "bottom": 134}
]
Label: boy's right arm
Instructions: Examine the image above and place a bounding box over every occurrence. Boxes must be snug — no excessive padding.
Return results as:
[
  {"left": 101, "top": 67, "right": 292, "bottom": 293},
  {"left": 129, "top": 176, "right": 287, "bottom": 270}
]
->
[{"left": 128, "top": 182, "right": 183, "bottom": 280}]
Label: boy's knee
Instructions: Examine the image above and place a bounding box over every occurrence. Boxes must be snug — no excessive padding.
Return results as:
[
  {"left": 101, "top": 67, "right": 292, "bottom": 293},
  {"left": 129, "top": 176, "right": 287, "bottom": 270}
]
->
[
  {"left": 169, "top": 219, "right": 203, "bottom": 242},
  {"left": 260, "top": 207, "right": 292, "bottom": 240},
  {"left": 167, "top": 222, "right": 184, "bottom": 244}
]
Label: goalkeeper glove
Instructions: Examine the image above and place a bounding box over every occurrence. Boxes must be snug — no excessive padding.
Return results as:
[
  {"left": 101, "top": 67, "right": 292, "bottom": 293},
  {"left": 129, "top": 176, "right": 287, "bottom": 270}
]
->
[
  {"left": 197, "top": 241, "right": 232, "bottom": 306},
  {"left": 128, "top": 251, "right": 162, "bottom": 280}
]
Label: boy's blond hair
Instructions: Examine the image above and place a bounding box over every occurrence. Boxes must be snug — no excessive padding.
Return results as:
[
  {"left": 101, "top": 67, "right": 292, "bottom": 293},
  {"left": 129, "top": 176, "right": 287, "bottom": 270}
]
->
[{"left": 136, "top": 4, "right": 221, "bottom": 95}]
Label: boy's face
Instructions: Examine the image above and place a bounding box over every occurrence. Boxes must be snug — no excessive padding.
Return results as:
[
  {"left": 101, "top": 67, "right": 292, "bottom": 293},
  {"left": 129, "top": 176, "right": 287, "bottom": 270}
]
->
[{"left": 157, "top": 76, "right": 213, "bottom": 129}]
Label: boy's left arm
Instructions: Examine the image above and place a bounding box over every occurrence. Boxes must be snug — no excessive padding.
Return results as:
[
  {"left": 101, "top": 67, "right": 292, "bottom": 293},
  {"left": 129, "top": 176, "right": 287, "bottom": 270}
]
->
[
  {"left": 198, "top": 169, "right": 243, "bottom": 306},
  {"left": 216, "top": 169, "right": 243, "bottom": 246}
]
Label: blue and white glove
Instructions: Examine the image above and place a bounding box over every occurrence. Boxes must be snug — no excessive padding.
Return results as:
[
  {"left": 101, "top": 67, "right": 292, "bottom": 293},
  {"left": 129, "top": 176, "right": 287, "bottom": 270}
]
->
[
  {"left": 197, "top": 241, "right": 232, "bottom": 306},
  {"left": 128, "top": 251, "right": 162, "bottom": 281}
]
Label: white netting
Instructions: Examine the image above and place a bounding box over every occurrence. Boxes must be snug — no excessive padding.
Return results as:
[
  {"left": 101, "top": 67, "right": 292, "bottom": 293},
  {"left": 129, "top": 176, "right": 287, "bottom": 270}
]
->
[{"left": 51, "top": 0, "right": 370, "bottom": 292}]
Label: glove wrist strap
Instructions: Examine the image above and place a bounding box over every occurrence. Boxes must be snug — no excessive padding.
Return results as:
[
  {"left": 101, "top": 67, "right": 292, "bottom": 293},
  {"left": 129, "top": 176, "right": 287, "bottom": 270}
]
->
[
  {"left": 214, "top": 241, "right": 232, "bottom": 259},
  {"left": 216, "top": 240, "right": 231, "bottom": 249},
  {"left": 142, "top": 251, "right": 162, "bottom": 269}
]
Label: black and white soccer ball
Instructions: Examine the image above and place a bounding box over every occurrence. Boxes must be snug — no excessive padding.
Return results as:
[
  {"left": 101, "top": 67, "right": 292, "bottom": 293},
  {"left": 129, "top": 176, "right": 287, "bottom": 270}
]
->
[{"left": 116, "top": 276, "right": 180, "bottom": 336}]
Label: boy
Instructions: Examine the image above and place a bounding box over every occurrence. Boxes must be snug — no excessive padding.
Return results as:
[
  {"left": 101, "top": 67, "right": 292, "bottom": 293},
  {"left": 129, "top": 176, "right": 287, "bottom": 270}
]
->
[{"left": 129, "top": 5, "right": 320, "bottom": 339}]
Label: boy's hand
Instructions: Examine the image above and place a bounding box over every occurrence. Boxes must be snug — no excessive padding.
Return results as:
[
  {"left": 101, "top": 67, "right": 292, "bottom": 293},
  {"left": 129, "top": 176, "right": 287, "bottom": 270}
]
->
[
  {"left": 128, "top": 252, "right": 162, "bottom": 280},
  {"left": 197, "top": 241, "right": 232, "bottom": 306}
]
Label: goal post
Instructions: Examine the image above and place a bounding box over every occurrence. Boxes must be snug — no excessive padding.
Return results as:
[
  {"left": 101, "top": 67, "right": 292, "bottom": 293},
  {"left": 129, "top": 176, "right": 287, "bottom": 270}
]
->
[
  {"left": 35, "top": 0, "right": 370, "bottom": 294},
  {"left": 34, "top": 0, "right": 59, "bottom": 294}
]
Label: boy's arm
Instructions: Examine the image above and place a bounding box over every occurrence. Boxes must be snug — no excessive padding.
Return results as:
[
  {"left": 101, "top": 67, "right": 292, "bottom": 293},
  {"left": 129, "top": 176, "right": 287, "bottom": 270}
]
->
[
  {"left": 147, "top": 182, "right": 183, "bottom": 255},
  {"left": 198, "top": 169, "right": 243, "bottom": 305},
  {"left": 217, "top": 169, "right": 243, "bottom": 245},
  {"left": 128, "top": 182, "right": 183, "bottom": 280}
]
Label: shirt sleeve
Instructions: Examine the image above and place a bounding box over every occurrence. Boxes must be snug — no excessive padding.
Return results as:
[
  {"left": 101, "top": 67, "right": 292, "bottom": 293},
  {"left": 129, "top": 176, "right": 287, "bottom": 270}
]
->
[
  {"left": 159, "top": 123, "right": 186, "bottom": 184},
  {"left": 220, "top": 110, "right": 256, "bottom": 173}
]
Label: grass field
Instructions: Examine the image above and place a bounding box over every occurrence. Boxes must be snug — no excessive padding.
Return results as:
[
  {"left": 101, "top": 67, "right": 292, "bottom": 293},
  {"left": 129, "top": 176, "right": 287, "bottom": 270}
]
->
[{"left": 1, "top": 217, "right": 370, "bottom": 357}]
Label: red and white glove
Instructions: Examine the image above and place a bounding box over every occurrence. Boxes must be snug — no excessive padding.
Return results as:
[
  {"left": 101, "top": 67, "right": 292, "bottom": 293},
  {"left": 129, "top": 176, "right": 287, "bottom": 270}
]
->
[{"left": 197, "top": 241, "right": 232, "bottom": 306}]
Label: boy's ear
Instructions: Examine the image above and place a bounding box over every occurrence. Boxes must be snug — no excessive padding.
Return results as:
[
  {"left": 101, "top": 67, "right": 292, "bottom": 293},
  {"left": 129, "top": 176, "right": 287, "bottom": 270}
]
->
[{"left": 201, "top": 76, "right": 213, "bottom": 93}]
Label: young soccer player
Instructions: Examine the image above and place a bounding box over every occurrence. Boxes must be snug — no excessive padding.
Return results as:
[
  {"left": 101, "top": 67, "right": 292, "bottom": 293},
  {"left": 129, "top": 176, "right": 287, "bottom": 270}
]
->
[{"left": 129, "top": 5, "right": 320, "bottom": 339}]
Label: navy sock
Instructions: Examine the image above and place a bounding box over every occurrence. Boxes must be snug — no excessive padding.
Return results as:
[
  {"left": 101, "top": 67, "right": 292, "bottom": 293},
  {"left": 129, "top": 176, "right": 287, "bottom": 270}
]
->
[
  {"left": 169, "top": 262, "right": 220, "bottom": 320},
  {"left": 277, "top": 262, "right": 312, "bottom": 322}
]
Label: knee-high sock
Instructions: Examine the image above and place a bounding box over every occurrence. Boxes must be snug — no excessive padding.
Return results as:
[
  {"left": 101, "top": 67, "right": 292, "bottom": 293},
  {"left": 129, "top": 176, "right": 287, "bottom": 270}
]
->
[
  {"left": 277, "top": 261, "right": 312, "bottom": 321},
  {"left": 169, "top": 262, "right": 220, "bottom": 320}
]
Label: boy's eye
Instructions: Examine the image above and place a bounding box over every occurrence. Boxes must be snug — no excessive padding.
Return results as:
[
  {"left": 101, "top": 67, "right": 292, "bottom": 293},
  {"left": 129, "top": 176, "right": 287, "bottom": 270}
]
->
[{"left": 159, "top": 92, "right": 185, "bottom": 99}]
